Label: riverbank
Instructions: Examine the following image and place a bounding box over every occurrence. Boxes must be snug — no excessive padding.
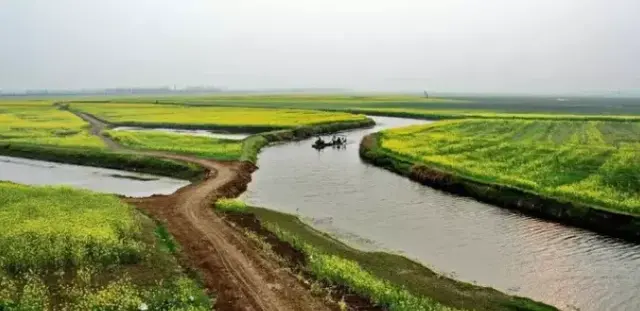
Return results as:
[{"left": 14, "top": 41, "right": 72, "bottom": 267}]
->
[
  {"left": 0, "top": 142, "right": 204, "bottom": 180},
  {"left": 63, "top": 104, "right": 375, "bottom": 163},
  {"left": 240, "top": 118, "right": 374, "bottom": 162},
  {"left": 213, "top": 200, "right": 558, "bottom": 311},
  {"left": 359, "top": 133, "right": 640, "bottom": 243}
]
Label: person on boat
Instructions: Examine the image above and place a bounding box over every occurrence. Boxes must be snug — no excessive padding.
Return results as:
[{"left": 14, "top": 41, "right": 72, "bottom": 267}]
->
[{"left": 315, "top": 136, "right": 324, "bottom": 146}]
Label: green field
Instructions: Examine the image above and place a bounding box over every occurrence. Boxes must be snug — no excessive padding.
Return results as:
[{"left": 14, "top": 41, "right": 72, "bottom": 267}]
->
[
  {"left": 107, "top": 129, "right": 244, "bottom": 160},
  {"left": 68, "top": 94, "right": 640, "bottom": 118},
  {"left": 0, "top": 101, "right": 104, "bottom": 149},
  {"left": 70, "top": 102, "right": 370, "bottom": 129},
  {"left": 342, "top": 107, "right": 640, "bottom": 122},
  {"left": 0, "top": 182, "right": 211, "bottom": 310},
  {"left": 378, "top": 119, "right": 640, "bottom": 214}
]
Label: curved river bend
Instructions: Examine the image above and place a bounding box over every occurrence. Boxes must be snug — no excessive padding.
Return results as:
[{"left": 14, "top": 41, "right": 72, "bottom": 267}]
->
[{"left": 242, "top": 116, "right": 640, "bottom": 311}]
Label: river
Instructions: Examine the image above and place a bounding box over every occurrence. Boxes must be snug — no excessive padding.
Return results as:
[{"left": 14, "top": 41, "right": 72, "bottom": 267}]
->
[
  {"left": 0, "top": 155, "right": 189, "bottom": 197},
  {"left": 112, "top": 126, "right": 250, "bottom": 140},
  {"left": 241, "top": 116, "right": 640, "bottom": 311}
]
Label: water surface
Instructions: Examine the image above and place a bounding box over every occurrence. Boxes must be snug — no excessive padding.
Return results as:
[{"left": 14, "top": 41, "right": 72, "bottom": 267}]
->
[
  {"left": 0, "top": 156, "right": 189, "bottom": 197},
  {"left": 242, "top": 116, "right": 640, "bottom": 311},
  {"left": 113, "top": 126, "right": 250, "bottom": 140}
]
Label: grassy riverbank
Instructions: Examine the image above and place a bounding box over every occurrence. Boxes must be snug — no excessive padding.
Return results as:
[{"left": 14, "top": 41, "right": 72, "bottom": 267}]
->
[
  {"left": 378, "top": 119, "right": 640, "bottom": 214},
  {"left": 106, "top": 130, "right": 244, "bottom": 160},
  {"left": 239, "top": 118, "right": 374, "bottom": 162},
  {"left": 359, "top": 120, "right": 640, "bottom": 242},
  {"left": 0, "top": 182, "right": 212, "bottom": 310},
  {"left": 214, "top": 200, "right": 557, "bottom": 311}
]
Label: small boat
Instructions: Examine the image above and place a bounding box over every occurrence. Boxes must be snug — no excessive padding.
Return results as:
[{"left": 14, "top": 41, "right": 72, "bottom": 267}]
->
[{"left": 312, "top": 135, "right": 347, "bottom": 150}]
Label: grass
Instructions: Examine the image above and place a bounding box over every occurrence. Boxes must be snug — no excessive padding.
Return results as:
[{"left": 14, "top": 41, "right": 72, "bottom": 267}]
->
[
  {"left": 378, "top": 119, "right": 640, "bottom": 214},
  {"left": 215, "top": 199, "right": 249, "bottom": 213},
  {"left": 0, "top": 100, "right": 105, "bottom": 149},
  {"left": 213, "top": 203, "right": 556, "bottom": 311},
  {"left": 0, "top": 182, "right": 212, "bottom": 310},
  {"left": 106, "top": 129, "right": 244, "bottom": 160},
  {"left": 70, "top": 102, "right": 370, "bottom": 130}
]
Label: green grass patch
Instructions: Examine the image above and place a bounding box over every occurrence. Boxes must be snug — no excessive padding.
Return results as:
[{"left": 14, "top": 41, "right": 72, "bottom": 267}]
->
[
  {"left": 106, "top": 130, "right": 243, "bottom": 160},
  {"left": 215, "top": 199, "right": 248, "bottom": 213}
]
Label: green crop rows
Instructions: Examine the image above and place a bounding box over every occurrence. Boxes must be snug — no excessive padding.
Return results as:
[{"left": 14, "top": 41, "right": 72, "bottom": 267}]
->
[{"left": 379, "top": 119, "right": 640, "bottom": 214}]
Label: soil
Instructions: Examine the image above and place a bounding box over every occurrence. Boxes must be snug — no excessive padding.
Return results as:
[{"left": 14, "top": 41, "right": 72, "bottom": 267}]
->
[{"left": 67, "top": 107, "right": 357, "bottom": 311}]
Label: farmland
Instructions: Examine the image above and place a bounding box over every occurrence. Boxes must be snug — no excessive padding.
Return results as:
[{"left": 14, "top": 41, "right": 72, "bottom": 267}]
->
[
  {"left": 2, "top": 94, "right": 639, "bottom": 310},
  {"left": 78, "top": 94, "right": 640, "bottom": 118},
  {"left": 377, "top": 119, "right": 640, "bottom": 214},
  {"left": 70, "top": 102, "right": 370, "bottom": 130},
  {"left": 0, "top": 101, "right": 105, "bottom": 149},
  {"left": 107, "top": 129, "right": 244, "bottom": 160},
  {"left": 0, "top": 182, "right": 211, "bottom": 310}
]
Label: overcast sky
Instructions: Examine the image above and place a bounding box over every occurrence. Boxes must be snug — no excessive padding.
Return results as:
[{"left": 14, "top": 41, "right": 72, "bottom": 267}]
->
[{"left": 1, "top": 0, "right": 639, "bottom": 94}]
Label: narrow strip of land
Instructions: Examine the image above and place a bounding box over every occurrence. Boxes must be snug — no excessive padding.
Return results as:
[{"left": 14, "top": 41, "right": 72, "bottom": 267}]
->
[{"left": 67, "top": 108, "right": 334, "bottom": 311}]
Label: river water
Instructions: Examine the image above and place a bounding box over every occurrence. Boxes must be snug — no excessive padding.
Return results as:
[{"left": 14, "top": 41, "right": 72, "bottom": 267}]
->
[
  {"left": 112, "top": 127, "right": 250, "bottom": 140},
  {"left": 0, "top": 156, "right": 189, "bottom": 197},
  {"left": 241, "top": 116, "right": 640, "bottom": 311}
]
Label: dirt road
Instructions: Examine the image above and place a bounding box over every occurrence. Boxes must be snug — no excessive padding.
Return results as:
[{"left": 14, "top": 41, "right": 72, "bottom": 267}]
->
[
  {"left": 65, "top": 106, "right": 334, "bottom": 311},
  {"left": 67, "top": 109, "right": 123, "bottom": 150}
]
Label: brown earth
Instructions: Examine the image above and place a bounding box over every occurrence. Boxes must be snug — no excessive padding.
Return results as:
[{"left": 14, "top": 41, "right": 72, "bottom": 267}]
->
[
  {"left": 127, "top": 156, "right": 338, "bottom": 311},
  {"left": 64, "top": 106, "right": 349, "bottom": 311}
]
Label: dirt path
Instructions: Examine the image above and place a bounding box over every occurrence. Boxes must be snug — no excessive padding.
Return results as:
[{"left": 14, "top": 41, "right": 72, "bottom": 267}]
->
[
  {"left": 66, "top": 106, "right": 333, "bottom": 311},
  {"left": 67, "top": 109, "right": 123, "bottom": 150}
]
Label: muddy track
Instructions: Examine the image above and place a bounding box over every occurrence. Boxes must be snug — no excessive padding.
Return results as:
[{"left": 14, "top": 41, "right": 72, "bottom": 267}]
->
[{"left": 66, "top": 107, "right": 334, "bottom": 311}]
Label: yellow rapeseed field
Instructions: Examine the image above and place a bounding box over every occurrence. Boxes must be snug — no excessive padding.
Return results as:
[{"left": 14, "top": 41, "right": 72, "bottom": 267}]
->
[
  {"left": 0, "top": 101, "right": 105, "bottom": 148},
  {"left": 71, "top": 102, "right": 369, "bottom": 128},
  {"left": 0, "top": 182, "right": 211, "bottom": 310},
  {"left": 380, "top": 119, "right": 640, "bottom": 214}
]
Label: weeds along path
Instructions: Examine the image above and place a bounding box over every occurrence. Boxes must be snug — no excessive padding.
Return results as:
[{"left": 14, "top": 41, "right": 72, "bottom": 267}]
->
[{"left": 65, "top": 107, "right": 333, "bottom": 311}]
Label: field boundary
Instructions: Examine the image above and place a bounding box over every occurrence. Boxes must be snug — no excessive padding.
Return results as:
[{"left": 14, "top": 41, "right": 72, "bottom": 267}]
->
[{"left": 359, "top": 133, "right": 640, "bottom": 243}]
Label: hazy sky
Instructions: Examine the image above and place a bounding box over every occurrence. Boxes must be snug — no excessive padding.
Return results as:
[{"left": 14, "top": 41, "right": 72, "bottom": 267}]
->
[{"left": 1, "top": 0, "right": 639, "bottom": 94}]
